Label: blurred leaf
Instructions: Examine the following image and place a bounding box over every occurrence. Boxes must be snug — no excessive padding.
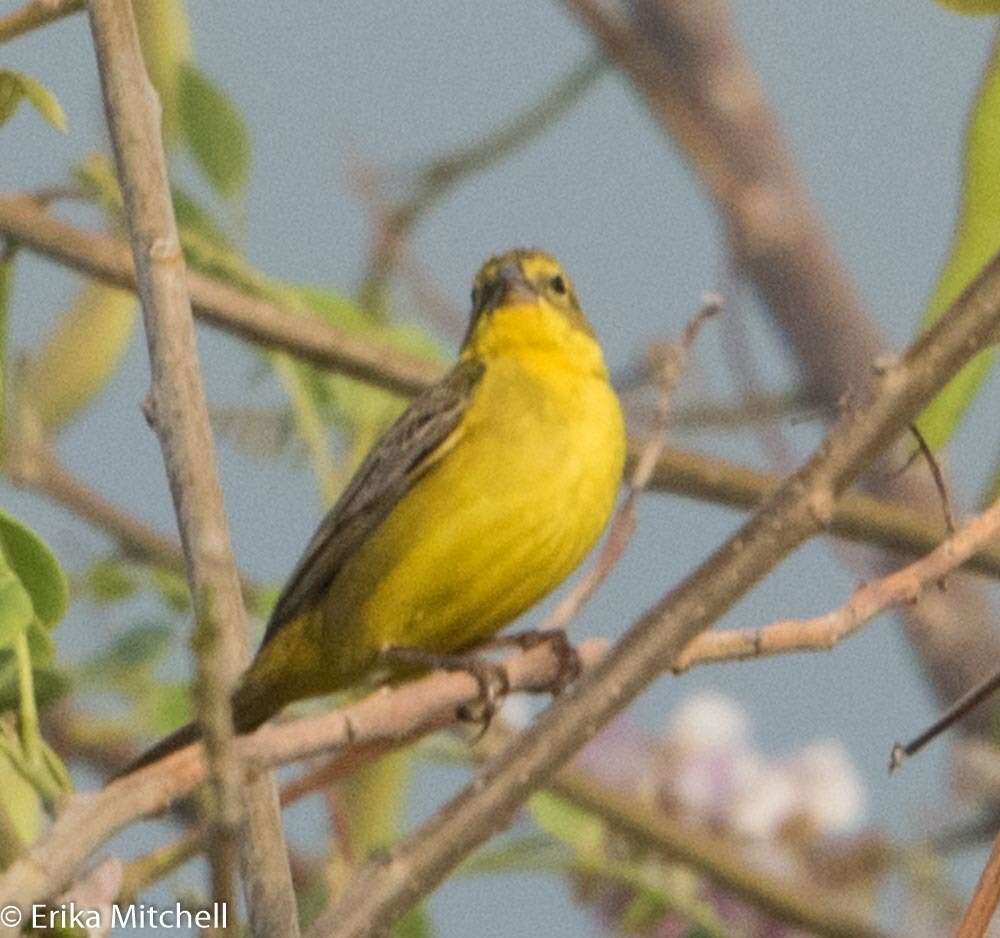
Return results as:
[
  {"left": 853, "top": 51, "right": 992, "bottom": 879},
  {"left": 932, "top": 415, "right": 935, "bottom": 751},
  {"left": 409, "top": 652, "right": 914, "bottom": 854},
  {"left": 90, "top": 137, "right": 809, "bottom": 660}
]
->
[
  {"left": 0, "top": 745, "right": 42, "bottom": 845},
  {"left": 392, "top": 906, "right": 434, "bottom": 938},
  {"left": 460, "top": 834, "right": 571, "bottom": 875},
  {"left": 178, "top": 62, "right": 250, "bottom": 198},
  {"left": 984, "top": 447, "right": 1000, "bottom": 507},
  {"left": 0, "top": 657, "right": 70, "bottom": 712},
  {"left": 151, "top": 567, "right": 191, "bottom": 612},
  {"left": 140, "top": 681, "right": 191, "bottom": 734},
  {"left": 0, "top": 248, "right": 13, "bottom": 449},
  {"left": 935, "top": 0, "right": 1000, "bottom": 12},
  {"left": 0, "top": 510, "right": 68, "bottom": 628},
  {"left": 0, "top": 538, "right": 33, "bottom": 653},
  {"left": 82, "top": 557, "right": 139, "bottom": 604},
  {"left": 341, "top": 748, "right": 412, "bottom": 858},
  {"left": 73, "top": 152, "right": 125, "bottom": 224},
  {"left": 78, "top": 622, "right": 174, "bottom": 691},
  {"left": 529, "top": 791, "right": 605, "bottom": 857},
  {"left": 620, "top": 886, "right": 670, "bottom": 933},
  {"left": 133, "top": 0, "right": 192, "bottom": 145},
  {"left": 23, "top": 281, "right": 138, "bottom": 433},
  {"left": 0, "top": 70, "right": 67, "bottom": 132},
  {"left": 916, "top": 35, "right": 1000, "bottom": 448},
  {"left": 172, "top": 186, "right": 232, "bottom": 248}
]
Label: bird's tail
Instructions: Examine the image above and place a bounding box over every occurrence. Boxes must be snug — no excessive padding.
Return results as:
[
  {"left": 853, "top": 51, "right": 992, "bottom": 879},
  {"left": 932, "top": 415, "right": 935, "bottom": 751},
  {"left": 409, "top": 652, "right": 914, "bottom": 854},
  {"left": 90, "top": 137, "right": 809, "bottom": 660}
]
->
[{"left": 115, "top": 679, "right": 279, "bottom": 779}]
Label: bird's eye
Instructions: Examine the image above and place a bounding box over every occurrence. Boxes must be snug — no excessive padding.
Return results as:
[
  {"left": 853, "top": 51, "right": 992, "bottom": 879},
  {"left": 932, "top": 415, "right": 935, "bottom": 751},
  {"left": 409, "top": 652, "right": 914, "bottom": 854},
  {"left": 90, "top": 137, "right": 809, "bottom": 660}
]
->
[{"left": 549, "top": 275, "right": 567, "bottom": 296}]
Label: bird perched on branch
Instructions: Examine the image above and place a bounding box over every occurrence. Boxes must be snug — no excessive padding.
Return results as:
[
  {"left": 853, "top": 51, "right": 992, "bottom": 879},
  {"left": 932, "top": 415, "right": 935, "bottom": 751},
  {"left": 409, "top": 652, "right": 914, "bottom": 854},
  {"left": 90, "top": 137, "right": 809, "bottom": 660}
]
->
[{"left": 127, "top": 249, "right": 625, "bottom": 773}]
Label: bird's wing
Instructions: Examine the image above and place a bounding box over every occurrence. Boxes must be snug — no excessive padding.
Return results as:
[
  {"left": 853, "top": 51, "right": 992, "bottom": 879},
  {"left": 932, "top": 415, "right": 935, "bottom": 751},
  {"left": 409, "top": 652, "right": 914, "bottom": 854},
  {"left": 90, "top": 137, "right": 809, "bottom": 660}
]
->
[{"left": 260, "top": 357, "right": 485, "bottom": 646}]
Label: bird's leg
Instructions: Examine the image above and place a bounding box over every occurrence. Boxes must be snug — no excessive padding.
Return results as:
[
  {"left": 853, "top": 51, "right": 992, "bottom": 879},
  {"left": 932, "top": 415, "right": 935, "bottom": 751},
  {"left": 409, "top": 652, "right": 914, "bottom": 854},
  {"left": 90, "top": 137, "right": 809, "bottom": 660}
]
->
[
  {"left": 377, "top": 645, "right": 510, "bottom": 734},
  {"left": 478, "top": 629, "right": 581, "bottom": 695}
]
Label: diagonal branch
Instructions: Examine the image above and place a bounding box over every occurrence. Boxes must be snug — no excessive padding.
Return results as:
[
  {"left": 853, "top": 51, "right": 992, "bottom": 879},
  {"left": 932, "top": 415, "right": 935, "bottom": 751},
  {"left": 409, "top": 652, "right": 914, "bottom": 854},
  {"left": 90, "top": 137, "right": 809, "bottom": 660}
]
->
[
  {"left": 85, "top": 1, "right": 296, "bottom": 934},
  {"left": 0, "top": 0, "right": 82, "bottom": 44},
  {"left": 673, "top": 491, "right": 1000, "bottom": 671},
  {"left": 307, "top": 244, "right": 1000, "bottom": 937},
  {"left": 0, "top": 194, "right": 440, "bottom": 397},
  {"left": 0, "top": 638, "right": 599, "bottom": 921},
  {"left": 565, "top": 0, "right": 1000, "bottom": 734}
]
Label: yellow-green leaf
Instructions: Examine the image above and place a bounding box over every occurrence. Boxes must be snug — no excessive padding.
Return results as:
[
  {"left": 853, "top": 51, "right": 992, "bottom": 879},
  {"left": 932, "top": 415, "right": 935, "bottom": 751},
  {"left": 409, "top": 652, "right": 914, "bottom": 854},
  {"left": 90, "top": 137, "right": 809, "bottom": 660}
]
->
[
  {"left": 24, "top": 281, "right": 138, "bottom": 433},
  {"left": 178, "top": 62, "right": 250, "bottom": 198},
  {"left": 935, "top": 0, "right": 1000, "bottom": 13},
  {"left": 0, "top": 70, "right": 67, "bottom": 133},
  {"left": 133, "top": 0, "right": 192, "bottom": 146},
  {"left": 916, "top": 34, "right": 1000, "bottom": 448},
  {"left": 0, "top": 511, "right": 67, "bottom": 629}
]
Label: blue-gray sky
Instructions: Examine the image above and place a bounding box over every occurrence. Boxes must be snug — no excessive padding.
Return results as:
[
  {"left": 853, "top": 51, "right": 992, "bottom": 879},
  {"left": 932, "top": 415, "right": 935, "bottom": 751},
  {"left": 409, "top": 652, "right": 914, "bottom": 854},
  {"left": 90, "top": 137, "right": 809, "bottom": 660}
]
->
[{"left": 4, "top": 3, "right": 999, "bottom": 935}]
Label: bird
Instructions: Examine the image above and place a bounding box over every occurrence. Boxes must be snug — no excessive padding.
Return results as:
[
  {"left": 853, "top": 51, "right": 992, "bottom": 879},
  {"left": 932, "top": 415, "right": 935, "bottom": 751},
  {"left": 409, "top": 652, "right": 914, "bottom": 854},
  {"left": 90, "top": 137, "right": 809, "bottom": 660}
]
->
[{"left": 125, "top": 249, "right": 625, "bottom": 773}]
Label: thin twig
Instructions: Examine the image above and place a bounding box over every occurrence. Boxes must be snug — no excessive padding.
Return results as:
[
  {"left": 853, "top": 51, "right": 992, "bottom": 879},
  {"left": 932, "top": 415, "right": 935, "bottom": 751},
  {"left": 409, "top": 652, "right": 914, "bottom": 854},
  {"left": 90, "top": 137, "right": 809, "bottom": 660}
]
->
[
  {"left": 673, "top": 493, "right": 1000, "bottom": 673},
  {"left": 909, "top": 423, "right": 955, "bottom": 534},
  {"left": 0, "top": 638, "right": 604, "bottom": 920},
  {"left": 544, "top": 294, "right": 720, "bottom": 632},
  {"left": 306, "top": 220, "right": 1000, "bottom": 938},
  {"left": 0, "top": 0, "right": 83, "bottom": 43},
  {"left": 355, "top": 53, "right": 605, "bottom": 312},
  {"left": 4, "top": 198, "right": 1000, "bottom": 581},
  {"left": 567, "top": 0, "right": 1000, "bottom": 734},
  {"left": 891, "top": 667, "right": 1000, "bottom": 774},
  {"left": 85, "top": 1, "right": 296, "bottom": 934},
  {"left": 0, "top": 194, "right": 440, "bottom": 397},
  {"left": 956, "top": 824, "right": 1000, "bottom": 938}
]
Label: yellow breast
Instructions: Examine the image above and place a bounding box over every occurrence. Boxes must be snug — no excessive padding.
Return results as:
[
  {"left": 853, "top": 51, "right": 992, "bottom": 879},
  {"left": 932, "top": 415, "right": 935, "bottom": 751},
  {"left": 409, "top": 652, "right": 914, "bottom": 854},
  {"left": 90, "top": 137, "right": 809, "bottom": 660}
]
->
[{"left": 326, "top": 301, "right": 625, "bottom": 673}]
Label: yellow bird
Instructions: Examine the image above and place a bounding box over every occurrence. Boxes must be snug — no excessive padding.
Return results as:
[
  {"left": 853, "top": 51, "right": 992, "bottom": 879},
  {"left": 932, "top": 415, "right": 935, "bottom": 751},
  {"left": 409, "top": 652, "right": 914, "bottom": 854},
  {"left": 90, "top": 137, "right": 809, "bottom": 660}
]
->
[{"left": 129, "top": 249, "right": 625, "bottom": 772}]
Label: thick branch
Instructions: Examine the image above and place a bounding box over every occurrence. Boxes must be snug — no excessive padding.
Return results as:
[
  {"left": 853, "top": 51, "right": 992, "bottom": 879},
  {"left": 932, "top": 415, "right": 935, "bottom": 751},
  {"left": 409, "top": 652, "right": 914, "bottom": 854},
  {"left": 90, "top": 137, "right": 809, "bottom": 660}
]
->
[
  {"left": 307, "top": 245, "right": 1000, "bottom": 937},
  {"left": 85, "top": 2, "right": 295, "bottom": 934},
  {"left": 0, "top": 194, "right": 440, "bottom": 397},
  {"left": 674, "top": 492, "right": 1000, "bottom": 670},
  {"left": 567, "top": 0, "right": 1000, "bottom": 732},
  {"left": 0, "top": 639, "right": 598, "bottom": 920}
]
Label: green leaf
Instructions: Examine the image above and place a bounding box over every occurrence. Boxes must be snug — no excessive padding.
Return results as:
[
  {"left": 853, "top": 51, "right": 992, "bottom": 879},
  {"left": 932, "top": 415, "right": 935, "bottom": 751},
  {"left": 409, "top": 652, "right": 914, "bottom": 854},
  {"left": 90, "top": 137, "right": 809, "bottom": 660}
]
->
[
  {"left": 916, "top": 35, "right": 1000, "bottom": 448},
  {"left": 392, "top": 906, "right": 434, "bottom": 938},
  {"left": 0, "top": 657, "right": 70, "bottom": 712},
  {"left": 0, "top": 70, "right": 67, "bottom": 132},
  {"left": 140, "top": 681, "right": 192, "bottom": 734},
  {"left": 0, "top": 570, "right": 32, "bottom": 652},
  {"left": 83, "top": 557, "right": 139, "bottom": 604},
  {"left": 529, "top": 791, "right": 606, "bottom": 857},
  {"left": 0, "top": 745, "right": 43, "bottom": 846},
  {"left": 935, "top": 0, "right": 1000, "bottom": 12},
  {"left": 0, "top": 511, "right": 68, "bottom": 628},
  {"left": 178, "top": 62, "right": 250, "bottom": 198},
  {"left": 460, "top": 834, "right": 571, "bottom": 875}
]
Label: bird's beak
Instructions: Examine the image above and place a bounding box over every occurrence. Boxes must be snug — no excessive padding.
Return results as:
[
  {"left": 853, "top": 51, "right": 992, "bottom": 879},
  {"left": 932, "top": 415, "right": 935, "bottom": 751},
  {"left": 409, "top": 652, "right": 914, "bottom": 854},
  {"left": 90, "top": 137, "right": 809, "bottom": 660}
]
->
[{"left": 493, "top": 262, "right": 537, "bottom": 308}]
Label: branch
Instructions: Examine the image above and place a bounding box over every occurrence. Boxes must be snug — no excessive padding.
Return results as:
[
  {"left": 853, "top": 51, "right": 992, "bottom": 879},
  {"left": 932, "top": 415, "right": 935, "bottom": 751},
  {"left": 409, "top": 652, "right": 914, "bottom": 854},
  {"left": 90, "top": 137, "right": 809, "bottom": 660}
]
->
[
  {"left": 306, "top": 242, "right": 1000, "bottom": 936},
  {"left": 673, "top": 492, "right": 1000, "bottom": 671},
  {"left": 956, "top": 824, "right": 1000, "bottom": 938},
  {"left": 85, "top": 1, "right": 295, "bottom": 934},
  {"left": 0, "top": 0, "right": 82, "bottom": 44},
  {"left": 638, "top": 446, "right": 1000, "bottom": 580},
  {"left": 565, "top": 0, "right": 1000, "bottom": 732},
  {"left": 0, "top": 639, "right": 602, "bottom": 919},
  {"left": 0, "top": 194, "right": 440, "bottom": 397},
  {"left": 356, "top": 53, "right": 605, "bottom": 311}
]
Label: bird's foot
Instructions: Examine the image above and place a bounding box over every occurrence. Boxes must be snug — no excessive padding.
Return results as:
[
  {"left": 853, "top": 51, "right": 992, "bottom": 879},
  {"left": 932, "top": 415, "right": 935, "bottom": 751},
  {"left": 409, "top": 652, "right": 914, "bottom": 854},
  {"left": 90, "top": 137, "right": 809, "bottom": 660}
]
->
[
  {"left": 377, "top": 645, "right": 509, "bottom": 736},
  {"left": 480, "top": 629, "right": 581, "bottom": 695}
]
